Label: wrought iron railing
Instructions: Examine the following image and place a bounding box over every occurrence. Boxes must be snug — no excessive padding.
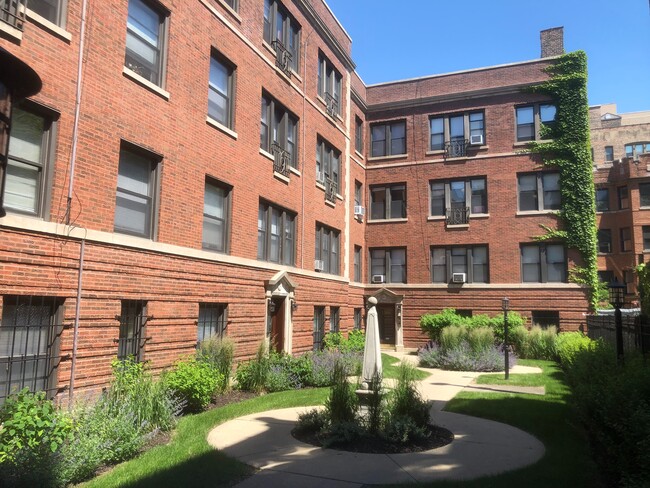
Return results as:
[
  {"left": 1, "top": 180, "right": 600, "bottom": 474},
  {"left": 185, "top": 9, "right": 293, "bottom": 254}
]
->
[
  {"left": 446, "top": 206, "right": 470, "bottom": 226},
  {"left": 325, "top": 178, "right": 337, "bottom": 204},
  {"left": 1, "top": 0, "right": 27, "bottom": 31},
  {"left": 271, "top": 142, "right": 290, "bottom": 177},
  {"left": 587, "top": 314, "right": 650, "bottom": 355},
  {"left": 272, "top": 39, "right": 292, "bottom": 77},
  {"left": 444, "top": 139, "right": 469, "bottom": 159},
  {"left": 324, "top": 92, "right": 338, "bottom": 118}
]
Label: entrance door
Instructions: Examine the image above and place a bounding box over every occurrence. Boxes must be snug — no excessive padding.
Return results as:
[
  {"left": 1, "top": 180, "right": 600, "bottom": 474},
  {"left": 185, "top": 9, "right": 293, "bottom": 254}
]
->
[
  {"left": 377, "top": 304, "right": 396, "bottom": 345},
  {"left": 270, "top": 297, "right": 285, "bottom": 352}
]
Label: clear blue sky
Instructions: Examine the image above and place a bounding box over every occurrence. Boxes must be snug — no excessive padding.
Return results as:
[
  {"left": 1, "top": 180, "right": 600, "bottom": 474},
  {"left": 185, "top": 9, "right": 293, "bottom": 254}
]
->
[{"left": 325, "top": 0, "right": 650, "bottom": 114}]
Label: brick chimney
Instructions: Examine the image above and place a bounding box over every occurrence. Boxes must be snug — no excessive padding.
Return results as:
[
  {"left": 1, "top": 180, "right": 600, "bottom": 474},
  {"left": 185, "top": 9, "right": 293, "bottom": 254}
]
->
[{"left": 540, "top": 27, "right": 564, "bottom": 58}]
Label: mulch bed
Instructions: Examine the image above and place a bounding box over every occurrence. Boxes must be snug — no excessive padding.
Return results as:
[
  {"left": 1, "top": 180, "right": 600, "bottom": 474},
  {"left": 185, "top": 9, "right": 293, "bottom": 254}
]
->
[
  {"left": 292, "top": 424, "right": 454, "bottom": 454},
  {"left": 208, "top": 389, "right": 260, "bottom": 409}
]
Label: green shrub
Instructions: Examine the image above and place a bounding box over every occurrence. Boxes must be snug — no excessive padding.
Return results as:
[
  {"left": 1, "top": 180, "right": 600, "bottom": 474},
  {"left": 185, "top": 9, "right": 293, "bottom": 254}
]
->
[
  {"left": 420, "top": 308, "right": 525, "bottom": 343},
  {"left": 197, "top": 335, "right": 235, "bottom": 392},
  {"left": 466, "top": 327, "right": 495, "bottom": 353},
  {"left": 491, "top": 311, "right": 525, "bottom": 343},
  {"left": 164, "top": 358, "right": 222, "bottom": 412},
  {"left": 325, "top": 362, "right": 358, "bottom": 425},
  {"left": 323, "top": 331, "right": 343, "bottom": 350},
  {"left": 295, "top": 409, "right": 329, "bottom": 435},
  {"left": 509, "top": 326, "right": 557, "bottom": 360},
  {"left": 555, "top": 331, "right": 592, "bottom": 368},
  {"left": 0, "top": 389, "right": 72, "bottom": 487},
  {"left": 346, "top": 329, "right": 366, "bottom": 352},
  {"left": 420, "top": 308, "right": 470, "bottom": 341},
  {"left": 235, "top": 340, "right": 270, "bottom": 392},
  {"left": 383, "top": 415, "right": 428, "bottom": 444},
  {"left": 440, "top": 325, "right": 465, "bottom": 351},
  {"left": 386, "top": 363, "right": 430, "bottom": 430},
  {"left": 320, "top": 421, "right": 364, "bottom": 448},
  {"left": 324, "top": 330, "right": 365, "bottom": 353}
]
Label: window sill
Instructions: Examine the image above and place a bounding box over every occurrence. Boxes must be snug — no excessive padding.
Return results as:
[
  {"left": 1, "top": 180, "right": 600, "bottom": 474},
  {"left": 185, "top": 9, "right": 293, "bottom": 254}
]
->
[
  {"left": 447, "top": 224, "right": 469, "bottom": 229},
  {"left": 213, "top": 0, "right": 242, "bottom": 23},
  {"left": 425, "top": 149, "right": 445, "bottom": 156},
  {"left": 316, "top": 181, "right": 325, "bottom": 190},
  {"left": 640, "top": 206, "right": 650, "bottom": 210},
  {"left": 259, "top": 148, "right": 274, "bottom": 161},
  {"left": 516, "top": 210, "right": 559, "bottom": 216},
  {"left": 206, "top": 116, "right": 238, "bottom": 140},
  {"left": 367, "top": 154, "right": 408, "bottom": 162},
  {"left": 289, "top": 166, "right": 301, "bottom": 176},
  {"left": 262, "top": 40, "right": 300, "bottom": 83},
  {"left": 123, "top": 67, "right": 170, "bottom": 100},
  {"left": 273, "top": 171, "right": 290, "bottom": 184},
  {"left": 513, "top": 139, "right": 553, "bottom": 147},
  {"left": 367, "top": 218, "right": 408, "bottom": 224},
  {"left": 26, "top": 9, "right": 71, "bottom": 42},
  {"left": 354, "top": 150, "right": 364, "bottom": 160},
  {"left": 427, "top": 216, "right": 445, "bottom": 221},
  {"left": 0, "top": 20, "right": 22, "bottom": 42},
  {"left": 337, "top": 193, "right": 343, "bottom": 201},
  {"left": 325, "top": 200, "right": 336, "bottom": 208},
  {"left": 470, "top": 213, "right": 490, "bottom": 219}
]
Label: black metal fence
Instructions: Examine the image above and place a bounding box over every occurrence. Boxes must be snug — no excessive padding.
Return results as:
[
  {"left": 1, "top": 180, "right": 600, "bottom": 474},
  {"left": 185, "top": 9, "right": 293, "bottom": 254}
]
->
[{"left": 587, "top": 314, "right": 650, "bottom": 354}]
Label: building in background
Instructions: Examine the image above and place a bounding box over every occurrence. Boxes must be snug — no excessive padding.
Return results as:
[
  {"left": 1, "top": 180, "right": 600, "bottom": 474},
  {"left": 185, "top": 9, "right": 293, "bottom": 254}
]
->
[{"left": 0, "top": 1, "right": 589, "bottom": 402}]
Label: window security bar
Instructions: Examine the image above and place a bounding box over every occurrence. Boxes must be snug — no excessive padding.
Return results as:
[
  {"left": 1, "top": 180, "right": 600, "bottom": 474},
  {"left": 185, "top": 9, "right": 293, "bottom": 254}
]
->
[
  {"left": 1, "top": 0, "right": 27, "bottom": 31},
  {"left": 446, "top": 206, "right": 470, "bottom": 226},
  {"left": 271, "top": 142, "right": 290, "bottom": 177},
  {"left": 272, "top": 40, "right": 292, "bottom": 77},
  {"left": 444, "top": 139, "right": 469, "bottom": 158},
  {"left": 325, "top": 178, "right": 337, "bottom": 204}
]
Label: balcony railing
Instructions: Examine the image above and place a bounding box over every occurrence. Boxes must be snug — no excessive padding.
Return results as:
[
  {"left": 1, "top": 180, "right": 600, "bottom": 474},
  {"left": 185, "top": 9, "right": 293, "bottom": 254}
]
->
[
  {"left": 1, "top": 0, "right": 27, "bottom": 31},
  {"left": 272, "top": 40, "right": 292, "bottom": 77},
  {"left": 325, "top": 178, "right": 337, "bottom": 204},
  {"left": 444, "top": 139, "right": 469, "bottom": 159},
  {"left": 271, "top": 142, "right": 290, "bottom": 177},
  {"left": 324, "top": 92, "right": 338, "bottom": 118},
  {"left": 446, "top": 206, "right": 470, "bottom": 226}
]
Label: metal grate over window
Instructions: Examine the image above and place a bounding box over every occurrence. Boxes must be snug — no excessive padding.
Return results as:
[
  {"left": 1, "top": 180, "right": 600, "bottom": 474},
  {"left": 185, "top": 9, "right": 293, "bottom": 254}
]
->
[
  {"left": 197, "top": 303, "right": 227, "bottom": 342},
  {"left": 1, "top": 295, "right": 62, "bottom": 403},
  {"left": 117, "top": 300, "right": 147, "bottom": 361}
]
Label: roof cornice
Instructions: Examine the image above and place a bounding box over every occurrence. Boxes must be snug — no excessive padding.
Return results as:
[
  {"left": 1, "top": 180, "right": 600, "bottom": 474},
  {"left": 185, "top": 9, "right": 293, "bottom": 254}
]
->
[{"left": 351, "top": 87, "right": 367, "bottom": 112}]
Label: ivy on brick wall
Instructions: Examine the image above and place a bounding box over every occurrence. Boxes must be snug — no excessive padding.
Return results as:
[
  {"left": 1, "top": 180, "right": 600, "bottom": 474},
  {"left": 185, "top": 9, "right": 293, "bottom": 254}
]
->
[
  {"left": 636, "top": 263, "right": 650, "bottom": 317},
  {"left": 527, "top": 51, "right": 598, "bottom": 310}
]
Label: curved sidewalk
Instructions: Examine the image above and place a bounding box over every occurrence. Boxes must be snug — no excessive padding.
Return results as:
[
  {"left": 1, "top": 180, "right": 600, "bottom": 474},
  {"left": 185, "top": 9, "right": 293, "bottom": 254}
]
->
[{"left": 207, "top": 363, "right": 545, "bottom": 487}]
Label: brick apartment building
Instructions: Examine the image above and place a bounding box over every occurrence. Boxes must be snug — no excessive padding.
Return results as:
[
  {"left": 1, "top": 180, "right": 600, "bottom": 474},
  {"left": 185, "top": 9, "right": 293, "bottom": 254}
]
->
[
  {"left": 0, "top": 0, "right": 590, "bottom": 401},
  {"left": 591, "top": 104, "right": 650, "bottom": 301}
]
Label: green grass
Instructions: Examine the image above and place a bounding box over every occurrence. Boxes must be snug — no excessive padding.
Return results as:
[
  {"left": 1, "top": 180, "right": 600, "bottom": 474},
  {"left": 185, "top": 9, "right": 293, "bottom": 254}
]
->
[
  {"left": 383, "top": 359, "right": 602, "bottom": 488},
  {"left": 82, "top": 388, "right": 328, "bottom": 488},
  {"left": 382, "top": 353, "right": 430, "bottom": 380}
]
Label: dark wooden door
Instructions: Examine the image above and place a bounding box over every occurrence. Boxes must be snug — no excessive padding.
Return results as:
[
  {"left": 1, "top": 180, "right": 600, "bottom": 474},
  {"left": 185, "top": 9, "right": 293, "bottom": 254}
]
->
[
  {"left": 270, "top": 297, "right": 285, "bottom": 352},
  {"left": 377, "top": 304, "right": 395, "bottom": 345}
]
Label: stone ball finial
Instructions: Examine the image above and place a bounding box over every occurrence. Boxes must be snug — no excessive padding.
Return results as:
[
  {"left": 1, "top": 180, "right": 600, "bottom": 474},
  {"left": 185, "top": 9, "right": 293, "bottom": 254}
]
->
[{"left": 367, "top": 297, "right": 378, "bottom": 306}]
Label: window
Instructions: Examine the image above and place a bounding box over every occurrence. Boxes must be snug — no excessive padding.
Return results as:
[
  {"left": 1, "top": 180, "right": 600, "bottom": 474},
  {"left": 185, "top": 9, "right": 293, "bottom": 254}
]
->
[
  {"left": 318, "top": 53, "right": 342, "bottom": 116},
  {"left": 354, "top": 246, "right": 362, "bottom": 282},
  {"left": 598, "top": 270, "right": 614, "bottom": 284},
  {"left": 355, "top": 117, "right": 363, "bottom": 153},
  {"left": 263, "top": 0, "right": 300, "bottom": 72},
  {"left": 114, "top": 145, "right": 159, "bottom": 239},
  {"left": 315, "top": 223, "right": 340, "bottom": 275},
  {"left": 640, "top": 183, "right": 650, "bottom": 208},
  {"left": 125, "top": 0, "right": 168, "bottom": 86},
  {"left": 222, "top": 0, "right": 237, "bottom": 11},
  {"left": 516, "top": 104, "right": 556, "bottom": 141},
  {"left": 431, "top": 246, "right": 489, "bottom": 283},
  {"left": 257, "top": 201, "right": 295, "bottom": 265},
  {"left": 518, "top": 172, "right": 560, "bottom": 211},
  {"left": 370, "top": 248, "right": 406, "bottom": 283},
  {"left": 531, "top": 311, "right": 559, "bottom": 329},
  {"left": 370, "top": 121, "right": 405, "bottom": 157},
  {"left": 260, "top": 93, "right": 298, "bottom": 168},
  {"left": 370, "top": 183, "right": 406, "bottom": 220},
  {"left": 1, "top": 296, "right": 61, "bottom": 402},
  {"left": 521, "top": 244, "right": 566, "bottom": 283},
  {"left": 330, "top": 306, "right": 339, "bottom": 332},
  {"left": 208, "top": 53, "right": 235, "bottom": 129},
  {"left": 429, "top": 111, "right": 485, "bottom": 151},
  {"left": 313, "top": 306, "right": 325, "bottom": 351},
  {"left": 595, "top": 187, "right": 609, "bottom": 212},
  {"left": 117, "top": 300, "right": 147, "bottom": 361},
  {"left": 624, "top": 269, "right": 635, "bottom": 295},
  {"left": 643, "top": 226, "right": 650, "bottom": 251},
  {"left": 202, "top": 179, "right": 231, "bottom": 253},
  {"left": 597, "top": 229, "right": 612, "bottom": 253},
  {"left": 430, "top": 177, "right": 487, "bottom": 223},
  {"left": 620, "top": 227, "right": 631, "bottom": 252},
  {"left": 354, "top": 181, "right": 362, "bottom": 208},
  {"left": 29, "top": 0, "right": 66, "bottom": 26},
  {"left": 605, "top": 146, "right": 614, "bottom": 163},
  {"left": 4, "top": 105, "right": 54, "bottom": 217},
  {"left": 353, "top": 308, "right": 362, "bottom": 330},
  {"left": 618, "top": 186, "right": 629, "bottom": 210},
  {"left": 316, "top": 138, "right": 340, "bottom": 190},
  {"left": 197, "top": 303, "right": 227, "bottom": 342},
  {"left": 625, "top": 142, "right": 650, "bottom": 159}
]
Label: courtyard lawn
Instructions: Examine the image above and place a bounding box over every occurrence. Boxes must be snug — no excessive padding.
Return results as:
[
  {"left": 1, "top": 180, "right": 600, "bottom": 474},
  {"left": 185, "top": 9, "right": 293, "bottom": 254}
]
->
[{"left": 382, "top": 353, "right": 430, "bottom": 380}]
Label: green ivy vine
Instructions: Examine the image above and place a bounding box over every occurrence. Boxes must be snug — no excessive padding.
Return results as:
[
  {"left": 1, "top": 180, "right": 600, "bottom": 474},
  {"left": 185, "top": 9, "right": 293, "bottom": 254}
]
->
[{"left": 527, "top": 51, "right": 598, "bottom": 310}]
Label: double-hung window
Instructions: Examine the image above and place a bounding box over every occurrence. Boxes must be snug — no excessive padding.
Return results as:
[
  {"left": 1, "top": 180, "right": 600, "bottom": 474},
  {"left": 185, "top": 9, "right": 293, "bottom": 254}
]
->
[
  {"left": 316, "top": 138, "right": 340, "bottom": 190},
  {"left": 431, "top": 246, "right": 489, "bottom": 283},
  {"left": 117, "top": 300, "right": 147, "bottom": 361},
  {"left": 597, "top": 229, "right": 612, "bottom": 253},
  {"left": 330, "top": 306, "right": 339, "bottom": 332},
  {"left": 625, "top": 142, "right": 650, "bottom": 159},
  {"left": 353, "top": 308, "right": 362, "bottom": 330},
  {"left": 208, "top": 53, "right": 235, "bottom": 129},
  {"left": 222, "top": 0, "right": 237, "bottom": 11},
  {"left": 370, "top": 248, "right": 406, "bottom": 283},
  {"left": 260, "top": 93, "right": 298, "bottom": 168},
  {"left": 313, "top": 306, "right": 325, "bottom": 351},
  {"left": 317, "top": 53, "right": 342, "bottom": 116},
  {"left": 263, "top": 0, "right": 300, "bottom": 73},
  {"left": 640, "top": 183, "right": 650, "bottom": 208},
  {"left": 595, "top": 187, "right": 610, "bottom": 212},
  {"left": 1, "top": 296, "right": 62, "bottom": 402},
  {"left": 643, "top": 226, "right": 650, "bottom": 251},
  {"left": 257, "top": 201, "right": 295, "bottom": 265},
  {"left": 618, "top": 186, "right": 629, "bottom": 210},
  {"left": 605, "top": 146, "right": 614, "bottom": 163},
  {"left": 518, "top": 172, "right": 560, "bottom": 211},
  {"left": 430, "top": 178, "right": 487, "bottom": 223},
  {"left": 429, "top": 111, "right": 485, "bottom": 152},
  {"left": 202, "top": 178, "right": 231, "bottom": 253},
  {"left": 125, "top": 0, "right": 168, "bottom": 87},
  {"left": 355, "top": 117, "right": 363, "bottom": 153},
  {"left": 516, "top": 104, "right": 556, "bottom": 142},
  {"left": 370, "top": 121, "right": 405, "bottom": 157},
  {"left": 29, "top": 0, "right": 67, "bottom": 26},
  {"left": 354, "top": 245, "right": 362, "bottom": 282},
  {"left": 315, "top": 223, "right": 340, "bottom": 275},
  {"left": 370, "top": 183, "right": 406, "bottom": 220},
  {"left": 114, "top": 144, "right": 159, "bottom": 239},
  {"left": 197, "top": 303, "right": 227, "bottom": 342},
  {"left": 4, "top": 104, "right": 55, "bottom": 217},
  {"left": 521, "top": 244, "right": 566, "bottom": 283},
  {"left": 620, "top": 227, "right": 631, "bottom": 252}
]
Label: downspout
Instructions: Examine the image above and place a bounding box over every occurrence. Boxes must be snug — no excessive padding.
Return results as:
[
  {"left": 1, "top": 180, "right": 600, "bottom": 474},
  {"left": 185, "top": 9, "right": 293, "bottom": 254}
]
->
[
  {"left": 68, "top": 0, "right": 89, "bottom": 404},
  {"left": 300, "top": 33, "right": 312, "bottom": 269}
]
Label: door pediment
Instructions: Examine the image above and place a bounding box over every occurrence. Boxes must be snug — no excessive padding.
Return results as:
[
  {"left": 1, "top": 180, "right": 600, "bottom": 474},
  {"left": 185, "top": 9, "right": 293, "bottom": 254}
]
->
[
  {"left": 265, "top": 271, "right": 297, "bottom": 297},
  {"left": 369, "top": 287, "right": 403, "bottom": 304}
]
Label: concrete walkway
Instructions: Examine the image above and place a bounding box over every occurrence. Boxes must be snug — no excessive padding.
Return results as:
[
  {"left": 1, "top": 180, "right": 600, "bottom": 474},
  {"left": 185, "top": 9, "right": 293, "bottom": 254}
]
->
[{"left": 207, "top": 355, "right": 545, "bottom": 487}]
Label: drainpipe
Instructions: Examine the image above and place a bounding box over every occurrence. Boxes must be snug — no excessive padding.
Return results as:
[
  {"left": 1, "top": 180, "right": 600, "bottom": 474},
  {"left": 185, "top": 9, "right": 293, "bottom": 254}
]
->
[{"left": 68, "top": 237, "right": 85, "bottom": 404}]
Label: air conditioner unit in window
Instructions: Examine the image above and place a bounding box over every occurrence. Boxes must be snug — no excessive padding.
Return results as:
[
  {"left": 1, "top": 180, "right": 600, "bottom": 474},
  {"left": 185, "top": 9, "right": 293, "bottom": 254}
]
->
[
  {"left": 354, "top": 205, "right": 365, "bottom": 218},
  {"left": 314, "top": 259, "right": 325, "bottom": 272},
  {"left": 452, "top": 273, "right": 466, "bottom": 283},
  {"left": 469, "top": 134, "right": 484, "bottom": 145},
  {"left": 371, "top": 274, "right": 386, "bottom": 284},
  {"left": 316, "top": 170, "right": 325, "bottom": 184}
]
